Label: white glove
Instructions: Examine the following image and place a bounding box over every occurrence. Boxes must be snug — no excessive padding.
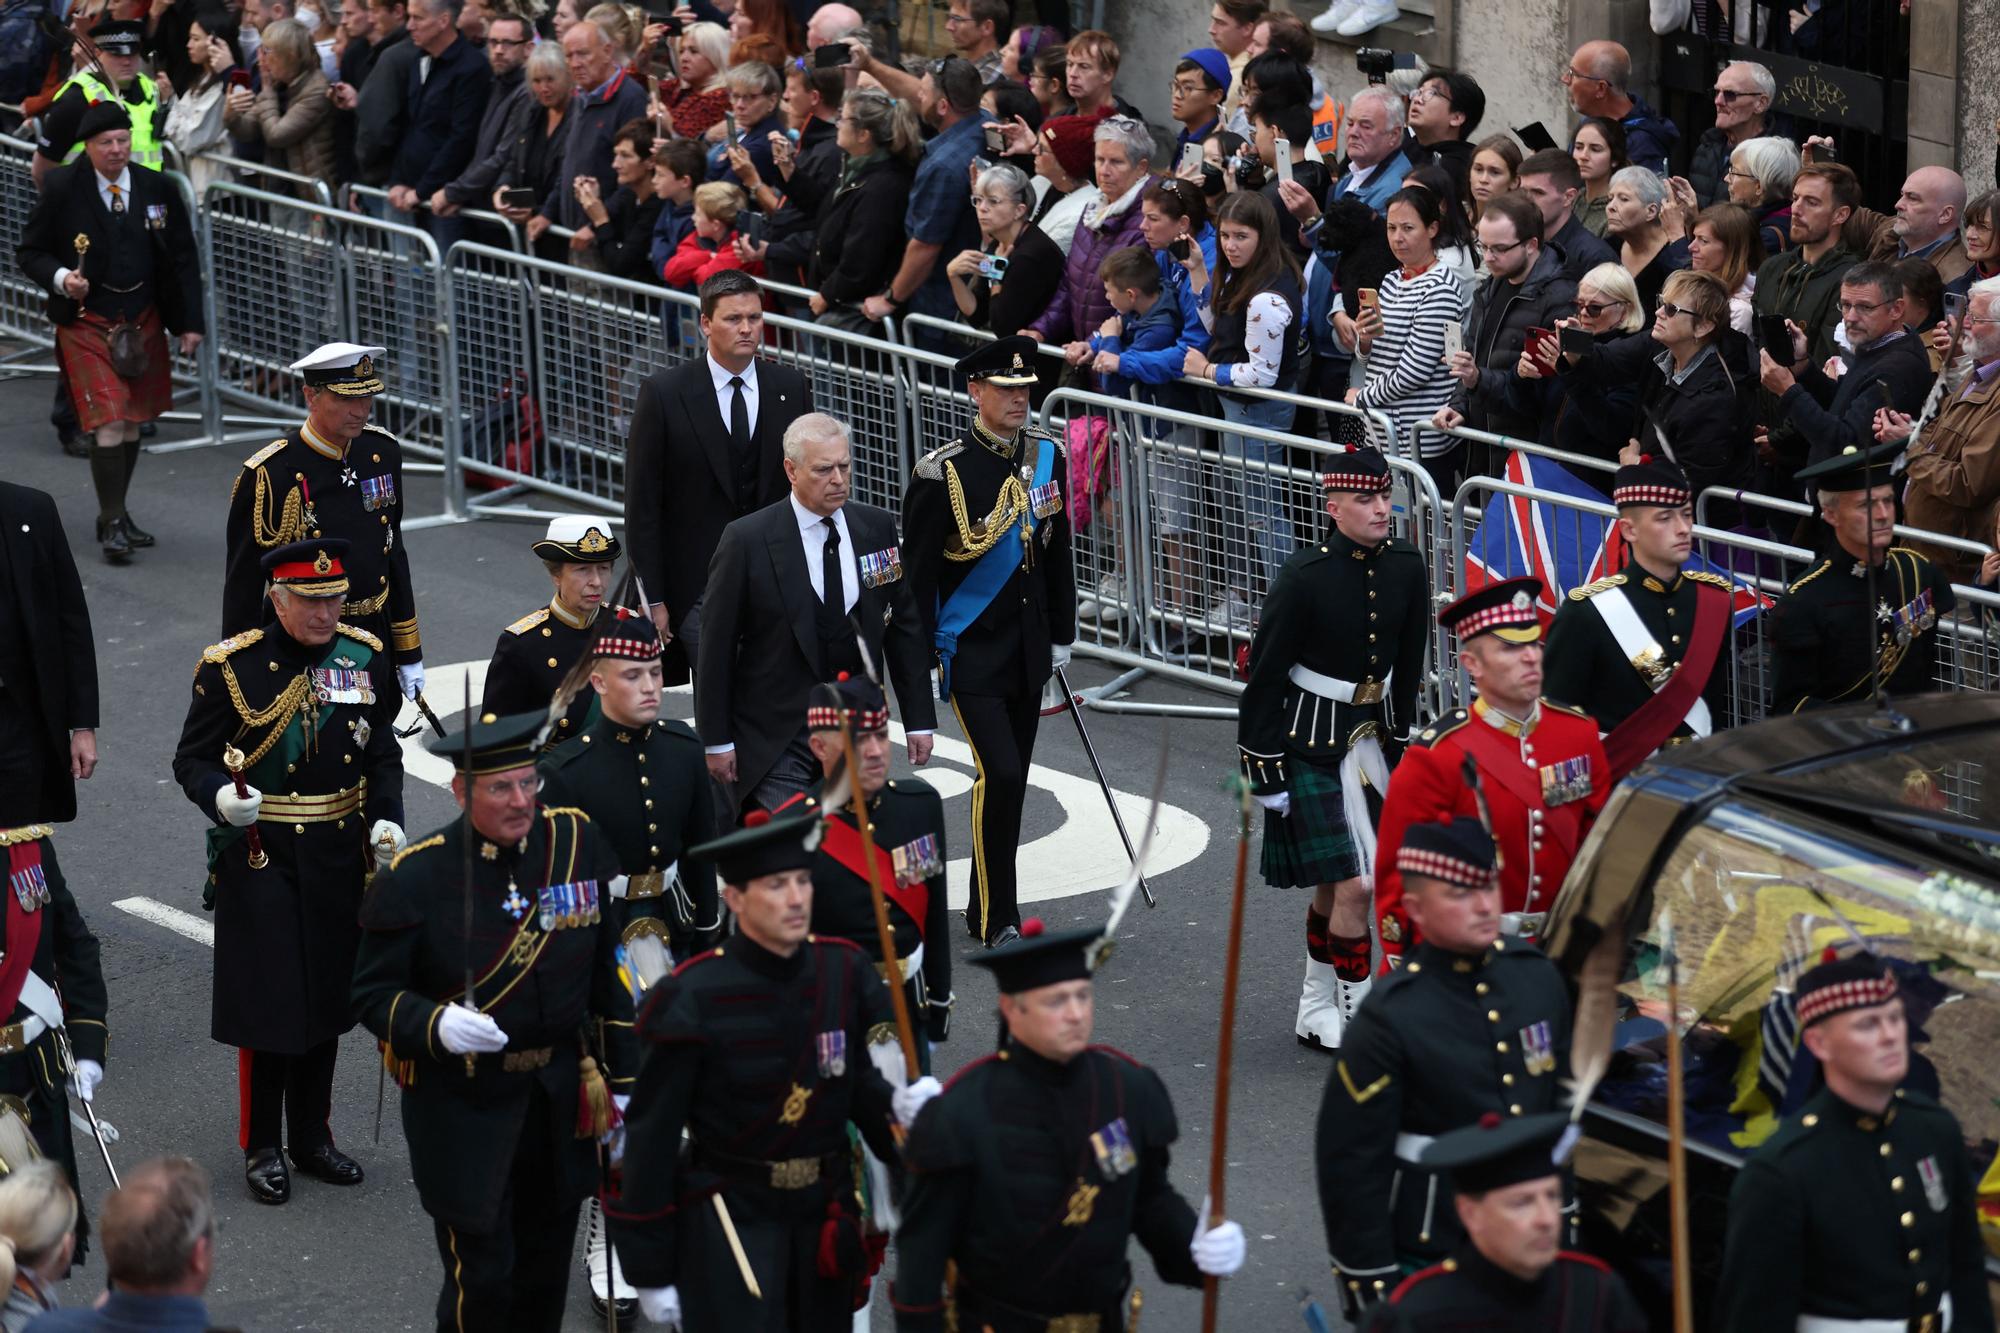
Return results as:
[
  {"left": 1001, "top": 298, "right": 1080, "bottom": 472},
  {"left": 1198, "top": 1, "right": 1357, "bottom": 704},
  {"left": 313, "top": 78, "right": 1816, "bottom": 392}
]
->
[
  {"left": 1190, "top": 1214, "right": 1246, "bottom": 1277},
  {"left": 435, "top": 1003, "right": 508, "bottom": 1055},
  {"left": 1050, "top": 643, "right": 1073, "bottom": 670},
  {"left": 606, "top": 1092, "right": 632, "bottom": 1160},
  {"left": 893, "top": 1075, "right": 943, "bottom": 1128},
  {"left": 369, "top": 820, "right": 407, "bottom": 866},
  {"left": 1253, "top": 792, "right": 1291, "bottom": 817},
  {"left": 397, "top": 661, "right": 426, "bottom": 700},
  {"left": 608, "top": 874, "right": 630, "bottom": 900},
  {"left": 73, "top": 1059, "right": 104, "bottom": 1103},
  {"left": 215, "top": 784, "right": 262, "bottom": 828},
  {"left": 637, "top": 1286, "right": 681, "bottom": 1328}
]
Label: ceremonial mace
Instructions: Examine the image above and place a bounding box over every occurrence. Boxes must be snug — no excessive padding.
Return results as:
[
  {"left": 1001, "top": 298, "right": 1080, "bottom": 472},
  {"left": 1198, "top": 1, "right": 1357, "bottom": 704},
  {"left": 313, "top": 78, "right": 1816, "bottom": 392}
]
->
[
  {"left": 1047, "top": 665, "right": 1156, "bottom": 908},
  {"left": 460, "top": 673, "right": 476, "bottom": 1079},
  {"left": 1199, "top": 777, "right": 1253, "bottom": 1333},
  {"left": 221, "top": 744, "right": 268, "bottom": 869}
]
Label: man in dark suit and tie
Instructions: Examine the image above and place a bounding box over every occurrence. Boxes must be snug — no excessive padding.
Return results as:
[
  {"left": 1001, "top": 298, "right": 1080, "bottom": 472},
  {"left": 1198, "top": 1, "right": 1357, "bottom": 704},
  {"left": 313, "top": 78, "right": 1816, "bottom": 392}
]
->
[
  {"left": 624, "top": 270, "right": 814, "bottom": 680},
  {"left": 696, "top": 412, "right": 937, "bottom": 813}
]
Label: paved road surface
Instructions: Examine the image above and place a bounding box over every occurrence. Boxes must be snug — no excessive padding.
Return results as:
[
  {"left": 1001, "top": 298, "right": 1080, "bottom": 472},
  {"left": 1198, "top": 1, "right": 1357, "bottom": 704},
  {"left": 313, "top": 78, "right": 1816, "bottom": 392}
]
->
[{"left": 5, "top": 365, "right": 1350, "bottom": 1331}]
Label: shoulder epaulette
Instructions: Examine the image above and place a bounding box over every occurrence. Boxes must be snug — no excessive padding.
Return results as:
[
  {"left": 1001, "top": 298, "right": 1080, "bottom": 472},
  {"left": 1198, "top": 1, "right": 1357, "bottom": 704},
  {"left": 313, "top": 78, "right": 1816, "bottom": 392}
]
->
[
  {"left": 1412, "top": 709, "right": 1469, "bottom": 746},
  {"left": 656, "top": 719, "right": 701, "bottom": 744},
  {"left": 1542, "top": 699, "right": 1593, "bottom": 720},
  {"left": 808, "top": 934, "right": 867, "bottom": 957},
  {"left": 884, "top": 775, "right": 939, "bottom": 799},
  {"left": 360, "top": 423, "right": 399, "bottom": 442},
  {"left": 336, "top": 622, "right": 384, "bottom": 650},
  {"left": 1888, "top": 546, "right": 1927, "bottom": 560},
  {"left": 1388, "top": 1260, "right": 1455, "bottom": 1302},
  {"left": 1787, "top": 559, "right": 1833, "bottom": 595},
  {"left": 201, "top": 628, "right": 264, "bottom": 664},
  {"left": 1028, "top": 428, "right": 1065, "bottom": 456},
  {"left": 505, "top": 607, "right": 551, "bottom": 635},
  {"left": 541, "top": 805, "right": 591, "bottom": 822},
  {"left": 241, "top": 437, "right": 288, "bottom": 470},
  {"left": 389, "top": 833, "right": 445, "bottom": 870},
  {"left": 912, "top": 440, "right": 965, "bottom": 481},
  {"left": 1566, "top": 573, "right": 1627, "bottom": 601},
  {"left": 1684, "top": 570, "right": 1733, "bottom": 590}
]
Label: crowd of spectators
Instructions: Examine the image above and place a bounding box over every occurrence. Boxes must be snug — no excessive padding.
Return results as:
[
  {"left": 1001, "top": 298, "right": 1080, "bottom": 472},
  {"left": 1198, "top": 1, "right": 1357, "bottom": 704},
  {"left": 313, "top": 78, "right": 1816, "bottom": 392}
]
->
[{"left": 15, "top": 0, "right": 2000, "bottom": 612}]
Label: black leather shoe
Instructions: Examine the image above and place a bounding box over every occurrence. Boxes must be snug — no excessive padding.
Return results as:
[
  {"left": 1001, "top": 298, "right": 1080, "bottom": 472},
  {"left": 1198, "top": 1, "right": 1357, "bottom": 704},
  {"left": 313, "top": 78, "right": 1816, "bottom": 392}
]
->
[
  {"left": 987, "top": 925, "right": 1022, "bottom": 950},
  {"left": 290, "top": 1142, "right": 365, "bottom": 1186},
  {"left": 97, "top": 517, "right": 132, "bottom": 564},
  {"left": 123, "top": 515, "right": 156, "bottom": 548},
  {"left": 245, "top": 1148, "right": 290, "bottom": 1204},
  {"left": 59, "top": 429, "right": 89, "bottom": 459}
]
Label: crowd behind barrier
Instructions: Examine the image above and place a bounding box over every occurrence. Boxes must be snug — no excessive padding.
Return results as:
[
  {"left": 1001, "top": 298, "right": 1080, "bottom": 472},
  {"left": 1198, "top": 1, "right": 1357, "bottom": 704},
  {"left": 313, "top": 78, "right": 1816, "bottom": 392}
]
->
[{"left": 1, "top": 132, "right": 1994, "bottom": 729}]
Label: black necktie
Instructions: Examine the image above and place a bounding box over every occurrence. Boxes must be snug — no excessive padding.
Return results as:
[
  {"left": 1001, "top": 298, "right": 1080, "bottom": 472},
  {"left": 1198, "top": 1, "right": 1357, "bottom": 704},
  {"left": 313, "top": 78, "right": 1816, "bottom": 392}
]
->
[
  {"left": 821, "top": 517, "right": 844, "bottom": 613},
  {"left": 728, "top": 375, "right": 750, "bottom": 449}
]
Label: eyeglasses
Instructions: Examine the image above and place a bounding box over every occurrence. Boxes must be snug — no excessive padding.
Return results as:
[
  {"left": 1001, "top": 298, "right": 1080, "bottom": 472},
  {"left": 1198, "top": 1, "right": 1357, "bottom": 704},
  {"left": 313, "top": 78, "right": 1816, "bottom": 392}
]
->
[
  {"left": 1721, "top": 168, "right": 1757, "bottom": 182},
  {"left": 1965, "top": 313, "right": 2000, "bottom": 326},
  {"left": 1559, "top": 67, "right": 1606, "bottom": 87},
  {"left": 1712, "top": 88, "right": 1764, "bottom": 103},
  {"left": 969, "top": 193, "right": 1017, "bottom": 208},
  {"left": 1411, "top": 84, "right": 1451, "bottom": 105},
  {"left": 1656, "top": 300, "right": 1691, "bottom": 319},
  {"left": 942, "top": 9, "right": 971, "bottom": 23},
  {"left": 1575, "top": 298, "right": 1625, "bottom": 317},
  {"left": 1836, "top": 297, "right": 1891, "bottom": 315},
  {"left": 1475, "top": 237, "right": 1527, "bottom": 258}
]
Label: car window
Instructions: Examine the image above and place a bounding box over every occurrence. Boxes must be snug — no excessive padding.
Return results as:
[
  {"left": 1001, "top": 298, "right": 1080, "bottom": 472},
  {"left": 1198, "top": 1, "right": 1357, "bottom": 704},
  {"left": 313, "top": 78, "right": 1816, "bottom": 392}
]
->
[{"left": 1588, "top": 796, "right": 2000, "bottom": 1173}]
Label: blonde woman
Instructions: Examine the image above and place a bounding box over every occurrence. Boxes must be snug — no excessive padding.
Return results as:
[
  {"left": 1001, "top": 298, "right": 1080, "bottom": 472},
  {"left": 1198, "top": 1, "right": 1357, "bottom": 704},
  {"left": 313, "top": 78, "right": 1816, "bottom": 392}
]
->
[{"left": 0, "top": 1161, "right": 78, "bottom": 1332}]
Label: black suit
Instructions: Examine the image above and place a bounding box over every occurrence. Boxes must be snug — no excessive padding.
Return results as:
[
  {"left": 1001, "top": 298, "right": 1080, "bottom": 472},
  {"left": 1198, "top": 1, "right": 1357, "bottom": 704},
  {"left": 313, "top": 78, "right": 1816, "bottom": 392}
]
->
[
  {"left": 622, "top": 357, "right": 812, "bottom": 677},
  {"left": 15, "top": 160, "right": 203, "bottom": 333},
  {"left": 696, "top": 498, "right": 935, "bottom": 810},
  {"left": 0, "top": 483, "right": 100, "bottom": 827}
]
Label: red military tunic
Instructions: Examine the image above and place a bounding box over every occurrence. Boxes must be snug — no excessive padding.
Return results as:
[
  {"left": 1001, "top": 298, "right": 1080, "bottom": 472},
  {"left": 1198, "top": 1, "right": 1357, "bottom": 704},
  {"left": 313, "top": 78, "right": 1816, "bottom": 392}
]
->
[{"left": 1373, "top": 698, "right": 1609, "bottom": 965}]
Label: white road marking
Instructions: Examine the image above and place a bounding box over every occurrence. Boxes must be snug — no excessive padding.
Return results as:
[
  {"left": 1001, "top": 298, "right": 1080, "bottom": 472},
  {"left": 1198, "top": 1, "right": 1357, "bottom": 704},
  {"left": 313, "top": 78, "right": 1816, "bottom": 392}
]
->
[
  {"left": 112, "top": 896, "right": 215, "bottom": 947},
  {"left": 396, "top": 661, "right": 1210, "bottom": 909}
]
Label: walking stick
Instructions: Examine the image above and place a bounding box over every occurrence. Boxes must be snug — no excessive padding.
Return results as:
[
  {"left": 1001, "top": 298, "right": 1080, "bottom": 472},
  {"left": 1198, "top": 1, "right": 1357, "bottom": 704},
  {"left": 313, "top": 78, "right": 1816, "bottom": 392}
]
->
[
  {"left": 1051, "top": 664, "right": 1156, "bottom": 908},
  {"left": 1662, "top": 913, "right": 1692, "bottom": 1333},
  {"left": 1199, "top": 777, "right": 1253, "bottom": 1333},
  {"left": 832, "top": 704, "right": 921, "bottom": 1083},
  {"left": 460, "top": 672, "right": 477, "bottom": 1078}
]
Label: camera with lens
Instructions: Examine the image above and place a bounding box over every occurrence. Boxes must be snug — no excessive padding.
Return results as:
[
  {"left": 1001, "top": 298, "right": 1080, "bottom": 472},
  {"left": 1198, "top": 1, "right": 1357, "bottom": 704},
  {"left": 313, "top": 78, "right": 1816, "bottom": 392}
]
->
[
  {"left": 1230, "top": 152, "right": 1266, "bottom": 191},
  {"left": 1354, "top": 47, "right": 1415, "bottom": 84}
]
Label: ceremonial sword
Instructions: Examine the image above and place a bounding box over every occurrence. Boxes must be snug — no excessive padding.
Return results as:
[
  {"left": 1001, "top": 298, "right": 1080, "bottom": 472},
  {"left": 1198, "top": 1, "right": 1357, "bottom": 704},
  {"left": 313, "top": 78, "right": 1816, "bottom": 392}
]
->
[
  {"left": 55, "top": 1028, "right": 118, "bottom": 1189},
  {"left": 1049, "top": 664, "right": 1156, "bottom": 908}
]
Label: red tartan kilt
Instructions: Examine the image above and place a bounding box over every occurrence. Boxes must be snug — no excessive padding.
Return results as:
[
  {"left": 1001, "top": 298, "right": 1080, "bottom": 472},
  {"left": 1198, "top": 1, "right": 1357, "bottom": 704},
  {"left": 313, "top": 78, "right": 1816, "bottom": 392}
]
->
[{"left": 56, "top": 307, "right": 173, "bottom": 432}]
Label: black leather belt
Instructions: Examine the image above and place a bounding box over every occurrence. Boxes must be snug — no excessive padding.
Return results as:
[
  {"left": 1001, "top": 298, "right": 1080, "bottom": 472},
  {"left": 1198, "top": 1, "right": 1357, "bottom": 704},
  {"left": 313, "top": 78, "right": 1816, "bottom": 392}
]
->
[{"left": 694, "top": 1146, "right": 845, "bottom": 1191}]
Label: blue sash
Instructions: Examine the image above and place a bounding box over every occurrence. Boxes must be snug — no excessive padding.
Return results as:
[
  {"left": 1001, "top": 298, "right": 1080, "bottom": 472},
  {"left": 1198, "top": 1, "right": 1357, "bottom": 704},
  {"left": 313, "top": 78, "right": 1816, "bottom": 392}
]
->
[{"left": 934, "top": 440, "right": 1056, "bottom": 701}]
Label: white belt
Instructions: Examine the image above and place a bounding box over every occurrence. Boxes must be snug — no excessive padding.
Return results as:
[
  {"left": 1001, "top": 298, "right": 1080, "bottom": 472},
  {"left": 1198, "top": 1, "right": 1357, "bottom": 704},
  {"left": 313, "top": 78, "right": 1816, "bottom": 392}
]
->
[
  {"left": 1799, "top": 1295, "right": 1952, "bottom": 1333},
  {"left": 1394, "top": 1132, "right": 1434, "bottom": 1164},
  {"left": 1287, "top": 664, "right": 1391, "bottom": 704}
]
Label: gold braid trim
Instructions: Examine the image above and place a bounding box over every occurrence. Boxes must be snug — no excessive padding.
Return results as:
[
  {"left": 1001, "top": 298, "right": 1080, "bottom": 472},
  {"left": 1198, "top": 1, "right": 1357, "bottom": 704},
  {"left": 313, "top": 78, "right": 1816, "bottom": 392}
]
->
[
  {"left": 943, "top": 458, "right": 1030, "bottom": 563},
  {"left": 218, "top": 663, "right": 313, "bottom": 768},
  {"left": 251, "top": 467, "right": 307, "bottom": 550}
]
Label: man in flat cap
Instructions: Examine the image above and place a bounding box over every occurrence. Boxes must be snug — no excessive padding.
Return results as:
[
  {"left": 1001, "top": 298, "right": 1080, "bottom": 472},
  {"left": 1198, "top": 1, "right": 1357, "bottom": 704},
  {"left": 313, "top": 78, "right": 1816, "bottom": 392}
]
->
[
  {"left": 172, "top": 539, "right": 405, "bottom": 1205},
  {"left": 1770, "top": 441, "right": 1957, "bottom": 713},
  {"left": 1238, "top": 445, "right": 1430, "bottom": 1051},
  {"left": 220, "top": 342, "right": 427, "bottom": 702},
  {"left": 1362, "top": 1112, "right": 1646, "bottom": 1330},
  {"left": 1315, "top": 817, "right": 1574, "bottom": 1317},
  {"left": 1717, "top": 948, "right": 1992, "bottom": 1333},
  {"left": 609, "top": 809, "right": 927, "bottom": 1332},
  {"left": 353, "top": 708, "right": 637, "bottom": 1330},
  {"left": 901, "top": 334, "right": 1075, "bottom": 948},
  {"left": 485, "top": 515, "right": 622, "bottom": 749},
  {"left": 17, "top": 95, "right": 203, "bottom": 561},
  {"left": 1373, "top": 577, "right": 1608, "bottom": 967},
  {"left": 890, "top": 919, "right": 1245, "bottom": 1330},
  {"left": 1544, "top": 455, "right": 1737, "bottom": 783}
]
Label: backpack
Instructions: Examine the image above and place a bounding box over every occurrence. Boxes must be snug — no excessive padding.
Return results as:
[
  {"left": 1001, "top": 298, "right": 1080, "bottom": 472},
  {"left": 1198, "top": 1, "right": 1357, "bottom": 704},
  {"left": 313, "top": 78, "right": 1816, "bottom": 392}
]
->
[{"left": 0, "top": 0, "right": 61, "bottom": 106}]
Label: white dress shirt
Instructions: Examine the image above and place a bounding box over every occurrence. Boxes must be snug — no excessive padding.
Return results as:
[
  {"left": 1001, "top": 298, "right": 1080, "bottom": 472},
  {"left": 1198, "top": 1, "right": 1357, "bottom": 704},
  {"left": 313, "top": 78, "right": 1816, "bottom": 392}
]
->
[
  {"left": 51, "top": 167, "right": 133, "bottom": 294},
  {"left": 708, "top": 355, "right": 760, "bottom": 436},
  {"left": 791, "top": 493, "right": 860, "bottom": 614}
]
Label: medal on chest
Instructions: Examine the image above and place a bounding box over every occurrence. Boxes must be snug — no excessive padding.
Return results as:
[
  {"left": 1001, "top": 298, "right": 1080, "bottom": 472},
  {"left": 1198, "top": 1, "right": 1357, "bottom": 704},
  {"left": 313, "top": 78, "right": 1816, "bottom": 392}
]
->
[
  {"left": 891, "top": 833, "right": 943, "bottom": 886},
  {"left": 1518, "top": 1020, "right": 1557, "bottom": 1075},
  {"left": 360, "top": 473, "right": 398, "bottom": 512},
  {"left": 535, "top": 879, "right": 600, "bottom": 930},
  {"left": 1539, "top": 755, "right": 1593, "bottom": 806},
  {"left": 858, "top": 546, "right": 903, "bottom": 588},
  {"left": 501, "top": 880, "right": 531, "bottom": 921},
  {"left": 1885, "top": 588, "right": 1937, "bottom": 647},
  {"left": 816, "top": 1029, "right": 847, "bottom": 1078},
  {"left": 311, "top": 666, "right": 376, "bottom": 705},
  {"left": 1090, "top": 1116, "right": 1139, "bottom": 1179},
  {"left": 8, "top": 861, "right": 50, "bottom": 913},
  {"left": 1917, "top": 1155, "right": 1949, "bottom": 1212}
]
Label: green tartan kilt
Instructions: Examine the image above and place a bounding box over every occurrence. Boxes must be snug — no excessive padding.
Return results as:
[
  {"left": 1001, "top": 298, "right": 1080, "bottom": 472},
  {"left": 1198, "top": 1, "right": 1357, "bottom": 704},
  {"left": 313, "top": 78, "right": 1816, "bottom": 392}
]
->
[{"left": 1259, "top": 759, "right": 1363, "bottom": 888}]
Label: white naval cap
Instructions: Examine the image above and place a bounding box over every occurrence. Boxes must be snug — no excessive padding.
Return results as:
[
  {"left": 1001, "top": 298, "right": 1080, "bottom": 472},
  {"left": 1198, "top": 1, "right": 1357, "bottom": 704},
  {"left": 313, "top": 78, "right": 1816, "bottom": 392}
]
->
[{"left": 289, "top": 342, "right": 388, "bottom": 395}]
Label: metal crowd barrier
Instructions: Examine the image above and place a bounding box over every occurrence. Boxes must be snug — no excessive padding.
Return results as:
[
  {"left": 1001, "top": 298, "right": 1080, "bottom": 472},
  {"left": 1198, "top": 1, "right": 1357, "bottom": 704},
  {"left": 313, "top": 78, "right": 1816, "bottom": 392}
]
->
[
  {"left": 347, "top": 181, "right": 526, "bottom": 255},
  {"left": 194, "top": 152, "right": 335, "bottom": 208}
]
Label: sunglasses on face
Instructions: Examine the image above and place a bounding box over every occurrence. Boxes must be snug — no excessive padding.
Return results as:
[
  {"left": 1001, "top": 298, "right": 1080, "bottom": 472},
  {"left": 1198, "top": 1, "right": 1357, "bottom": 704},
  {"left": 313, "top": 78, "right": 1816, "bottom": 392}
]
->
[{"left": 1575, "top": 299, "right": 1625, "bottom": 317}]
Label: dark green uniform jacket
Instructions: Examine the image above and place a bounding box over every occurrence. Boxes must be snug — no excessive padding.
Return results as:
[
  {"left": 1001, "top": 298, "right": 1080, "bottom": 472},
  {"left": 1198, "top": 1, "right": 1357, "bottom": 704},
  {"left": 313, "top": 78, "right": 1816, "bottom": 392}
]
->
[
  {"left": 1363, "top": 1246, "right": 1649, "bottom": 1331},
  {"left": 1543, "top": 567, "right": 1735, "bottom": 737},
  {"left": 1769, "top": 546, "right": 1956, "bottom": 713}
]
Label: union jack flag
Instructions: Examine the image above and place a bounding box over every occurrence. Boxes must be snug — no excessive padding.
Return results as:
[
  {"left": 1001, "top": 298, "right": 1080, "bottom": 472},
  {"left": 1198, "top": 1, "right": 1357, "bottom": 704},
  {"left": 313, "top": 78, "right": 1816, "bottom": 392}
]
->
[{"left": 1461, "top": 453, "right": 1769, "bottom": 628}]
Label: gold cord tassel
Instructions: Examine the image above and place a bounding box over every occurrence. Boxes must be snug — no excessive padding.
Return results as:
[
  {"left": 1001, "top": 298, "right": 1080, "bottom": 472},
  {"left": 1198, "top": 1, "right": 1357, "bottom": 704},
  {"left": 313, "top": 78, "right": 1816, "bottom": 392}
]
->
[{"left": 576, "top": 1054, "right": 615, "bottom": 1138}]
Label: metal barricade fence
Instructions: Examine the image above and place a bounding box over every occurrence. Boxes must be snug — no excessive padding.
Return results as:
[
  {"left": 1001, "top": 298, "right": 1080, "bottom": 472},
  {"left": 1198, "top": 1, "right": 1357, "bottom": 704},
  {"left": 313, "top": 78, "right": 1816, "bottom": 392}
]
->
[
  {"left": 1041, "top": 386, "right": 1453, "bottom": 719},
  {"left": 443, "top": 243, "right": 917, "bottom": 522},
  {"left": 194, "top": 153, "right": 336, "bottom": 208},
  {"left": 0, "top": 136, "right": 60, "bottom": 359},
  {"left": 346, "top": 181, "right": 526, "bottom": 255},
  {"left": 1433, "top": 419, "right": 1619, "bottom": 477}
]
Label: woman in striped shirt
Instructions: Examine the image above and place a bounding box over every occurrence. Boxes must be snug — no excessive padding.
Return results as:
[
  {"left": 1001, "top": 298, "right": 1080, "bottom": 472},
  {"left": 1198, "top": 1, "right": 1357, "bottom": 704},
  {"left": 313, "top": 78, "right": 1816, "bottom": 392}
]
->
[{"left": 1348, "top": 187, "right": 1472, "bottom": 494}]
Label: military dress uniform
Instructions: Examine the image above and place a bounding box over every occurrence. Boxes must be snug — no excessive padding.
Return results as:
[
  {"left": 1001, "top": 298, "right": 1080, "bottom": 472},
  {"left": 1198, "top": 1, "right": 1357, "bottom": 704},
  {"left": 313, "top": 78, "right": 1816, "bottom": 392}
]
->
[
  {"left": 353, "top": 711, "right": 637, "bottom": 1333},
  {"left": 607, "top": 811, "right": 904, "bottom": 1332},
  {"left": 1362, "top": 1113, "right": 1647, "bottom": 1333},
  {"left": 1317, "top": 818, "right": 1574, "bottom": 1311},
  {"left": 901, "top": 336, "right": 1075, "bottom": 947},
  {"left": 484, "top": 517, "right": 624, "bottom": 749},
  {"left": 1716, "top": 950, "right": 1994, "bottom": 1333},
  {"left": 1772, "top": 442, "right": 1958, "bottom": 715},
  {"left": 221, "top": 345, "right": 423, "bottom": 677},
  {"left": 1544, "top": 459, "right": 1736, "bottom": 783},
  {"left": 891, "top": 925, "right": 1219, "bottom": 1333},
  {"left": 1374, "top": 579, "right": 1609, "bottom": 965},
  {"left": 1237, "top": 449, "right": 1430, "bottom": 1049},
  {"left": 172, "top": 540, "right": 405, "bottom": 1201}
]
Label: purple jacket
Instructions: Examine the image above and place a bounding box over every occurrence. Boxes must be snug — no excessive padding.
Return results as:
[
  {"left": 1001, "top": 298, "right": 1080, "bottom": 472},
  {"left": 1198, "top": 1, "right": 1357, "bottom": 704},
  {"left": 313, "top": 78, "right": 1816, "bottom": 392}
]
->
[{"left": 1028, "top": 179, "right": 1152, "bottom": 358}]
